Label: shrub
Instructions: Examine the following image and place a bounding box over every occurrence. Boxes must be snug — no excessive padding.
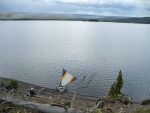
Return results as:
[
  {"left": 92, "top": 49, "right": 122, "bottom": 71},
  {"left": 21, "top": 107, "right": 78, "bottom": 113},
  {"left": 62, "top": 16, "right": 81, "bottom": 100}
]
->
[
  {"left": 140, "top": 99, "right": 150, "bottom": 105},
  {"left": 121, "top": 97, "right": 132, "bottom": 105},
  {"left": 108, "top": 70, "right": 123, "bottom": 98},
  {"left": 9, "top": 79, "right": 19, "bottom": 90},
  {"left": 63, "top": 100, "right": 70, "bottom": 106}
]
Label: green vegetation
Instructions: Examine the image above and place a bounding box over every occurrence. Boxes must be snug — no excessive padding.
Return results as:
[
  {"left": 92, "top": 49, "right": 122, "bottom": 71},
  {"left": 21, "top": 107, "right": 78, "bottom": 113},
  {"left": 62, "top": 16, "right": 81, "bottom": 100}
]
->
[
  {"left": 135, "top": 106, "right": 150, "bottom": 113},
  {"left": 92, "top": 108, "right": 102, "bottom": 113},
  {"left": 122, "top": 97, "right": 132, "bottom": 105},
  {"left": 51, "top": 99, "right": 70, "bottom": 107},
  {"left": 97, "top": 71, "right": 132, "bottom": 105},
  {"left": 9, "top": 79, "right": 18, "bottom": 90},
  {"left": 108, "top": 70, "right": 123, "bottom": 98}
]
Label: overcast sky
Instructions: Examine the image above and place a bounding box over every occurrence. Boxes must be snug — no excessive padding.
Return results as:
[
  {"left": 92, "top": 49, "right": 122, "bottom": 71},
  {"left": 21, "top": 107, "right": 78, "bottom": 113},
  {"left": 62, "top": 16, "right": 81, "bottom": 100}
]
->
[{"left": 0, "top": 0, "right": 150, "bottom": 17}]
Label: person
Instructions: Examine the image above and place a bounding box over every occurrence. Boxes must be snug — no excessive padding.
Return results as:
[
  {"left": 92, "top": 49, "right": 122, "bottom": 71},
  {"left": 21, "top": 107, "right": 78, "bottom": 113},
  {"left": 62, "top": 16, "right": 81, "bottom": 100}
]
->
[{"left": 29, "top": 88, "right": 36, "bottom": 96}]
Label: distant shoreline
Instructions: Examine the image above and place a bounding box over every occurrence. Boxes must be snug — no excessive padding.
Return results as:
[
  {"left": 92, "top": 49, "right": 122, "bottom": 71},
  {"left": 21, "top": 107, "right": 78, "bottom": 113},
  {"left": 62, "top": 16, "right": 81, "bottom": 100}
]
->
[
  {"left": 0, "top": 18, "right": 150, "bottom": 24},
  {"left": 0, "top": 12, "right": 150, "bottom": 24}
]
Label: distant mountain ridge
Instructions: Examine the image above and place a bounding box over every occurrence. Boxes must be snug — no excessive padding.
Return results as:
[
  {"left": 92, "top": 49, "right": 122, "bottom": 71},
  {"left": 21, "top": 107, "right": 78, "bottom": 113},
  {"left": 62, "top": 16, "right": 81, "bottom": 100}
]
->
[{"left": 0, "top": 11, "right": 150, "bottom": 24}]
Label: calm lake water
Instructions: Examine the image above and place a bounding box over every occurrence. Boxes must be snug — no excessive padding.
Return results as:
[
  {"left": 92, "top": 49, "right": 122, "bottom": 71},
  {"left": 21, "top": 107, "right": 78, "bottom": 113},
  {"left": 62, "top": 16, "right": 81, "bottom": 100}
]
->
[{"left": 0, "top": 21, "right": 150, "bottom": 102}]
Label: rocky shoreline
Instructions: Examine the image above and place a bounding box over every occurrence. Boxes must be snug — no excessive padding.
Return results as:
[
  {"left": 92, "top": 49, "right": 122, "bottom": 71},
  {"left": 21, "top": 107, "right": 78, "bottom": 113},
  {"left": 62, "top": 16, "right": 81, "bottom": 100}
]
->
[{"left": 0, "top": 77, "right": 150, "bottom": 113}]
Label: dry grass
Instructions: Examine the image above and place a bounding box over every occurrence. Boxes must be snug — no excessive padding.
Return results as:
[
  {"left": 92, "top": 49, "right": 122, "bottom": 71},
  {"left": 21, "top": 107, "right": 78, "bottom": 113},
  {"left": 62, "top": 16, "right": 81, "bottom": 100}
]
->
[{"left": 135, "top": 105, "right": 150, "bottom": 113}]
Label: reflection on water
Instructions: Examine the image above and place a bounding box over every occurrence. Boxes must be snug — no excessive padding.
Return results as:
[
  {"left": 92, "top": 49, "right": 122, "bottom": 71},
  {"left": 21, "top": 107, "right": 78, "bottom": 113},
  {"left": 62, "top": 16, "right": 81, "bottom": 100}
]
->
[{"left": 0, "top": 21, "right": 150, "bottom": 102}]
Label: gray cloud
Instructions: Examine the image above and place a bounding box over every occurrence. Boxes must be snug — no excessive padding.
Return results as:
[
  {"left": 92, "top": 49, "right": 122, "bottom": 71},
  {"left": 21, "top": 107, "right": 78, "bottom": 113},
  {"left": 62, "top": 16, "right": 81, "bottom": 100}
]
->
[{"left": 0, "top": 0, "right": 150, "bottom": 17}]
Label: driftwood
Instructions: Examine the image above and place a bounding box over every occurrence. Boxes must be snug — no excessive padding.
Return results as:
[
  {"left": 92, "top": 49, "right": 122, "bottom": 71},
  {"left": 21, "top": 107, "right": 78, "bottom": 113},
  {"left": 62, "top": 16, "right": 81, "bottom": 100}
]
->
[
  {"left": 51, "top": 103, "right": 69, "bottom": 111},
  {"left": 89, "top": 101, "right": 103, "bottom": 113},
  {"left": 6, "top": 89, "right": 27, "bottom": 102},
  {"left": 0, "top": 100, "right": 11, "bottom": 107}
]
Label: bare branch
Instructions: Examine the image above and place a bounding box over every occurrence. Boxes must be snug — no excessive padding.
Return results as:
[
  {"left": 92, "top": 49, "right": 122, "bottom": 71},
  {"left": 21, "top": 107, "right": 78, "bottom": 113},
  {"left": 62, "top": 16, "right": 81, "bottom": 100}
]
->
[
  {"left": 6, "top": 89, "right": 27, "bottom": 103},
  {"left": 70, "top": 89, "right": 77, "bottom": 108},
  {"left": 70, "top": 75, "right": 86, "bottom": 108},
  {"left": 89, "top": 101, "right": 103, "bottom": 113},
  {"left": 70, "top": 74, "right": 96, "bottom": 109},
  {"left": 0, "top": 100, "right": 10, "bottom": 107},
  {"left": 79, "top": 73, "right": 96, "bottom": 89},
  {"left": 57, "top": 94, "right": 62, "bottom": 99},
  {"left": 16, "top": 90, "right": 27, "bottom": 102}
]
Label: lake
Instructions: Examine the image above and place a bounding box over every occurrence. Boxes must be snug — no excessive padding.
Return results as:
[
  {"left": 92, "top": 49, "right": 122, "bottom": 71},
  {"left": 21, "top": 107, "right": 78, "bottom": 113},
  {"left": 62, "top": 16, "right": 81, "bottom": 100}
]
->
[{"left": 0, "top": 21, "right": 150, "bottom": 102}]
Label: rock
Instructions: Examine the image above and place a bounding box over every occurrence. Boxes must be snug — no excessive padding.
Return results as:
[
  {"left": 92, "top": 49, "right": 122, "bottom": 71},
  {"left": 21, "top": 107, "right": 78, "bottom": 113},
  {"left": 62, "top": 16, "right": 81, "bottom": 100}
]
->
[{"left": 140, "top": 99, "right": 150, "bottom": 105}]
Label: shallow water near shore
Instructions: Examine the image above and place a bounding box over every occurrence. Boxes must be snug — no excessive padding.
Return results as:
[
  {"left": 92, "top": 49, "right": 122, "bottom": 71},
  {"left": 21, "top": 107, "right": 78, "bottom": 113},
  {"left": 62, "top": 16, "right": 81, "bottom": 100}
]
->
[{"left": 0, "top": 21, "right": 150, "bottom": 102}]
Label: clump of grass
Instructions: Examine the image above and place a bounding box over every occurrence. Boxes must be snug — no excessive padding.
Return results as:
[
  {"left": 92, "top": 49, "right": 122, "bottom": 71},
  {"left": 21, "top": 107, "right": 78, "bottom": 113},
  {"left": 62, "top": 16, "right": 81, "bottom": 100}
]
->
[
  {"left": 37, "top": 98, "right": 50, "bottom": 104},
  {"left": 92, "top": 108, "right": 102, "bottom": 113},
  {"left": 97, "top": 96, "right": 122, "bottom": 104},
  {"left": 80, "top": 107, "right": 88, "bottom": 112},
  {"left": 51, "top": 99, "right": 70, "bottom": 107},
  {"left": 135, "top": 106, "right": 150, "bottom": 113},
  {"left": 97, "top": 94, "right": 132, "bottom": 105}
]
